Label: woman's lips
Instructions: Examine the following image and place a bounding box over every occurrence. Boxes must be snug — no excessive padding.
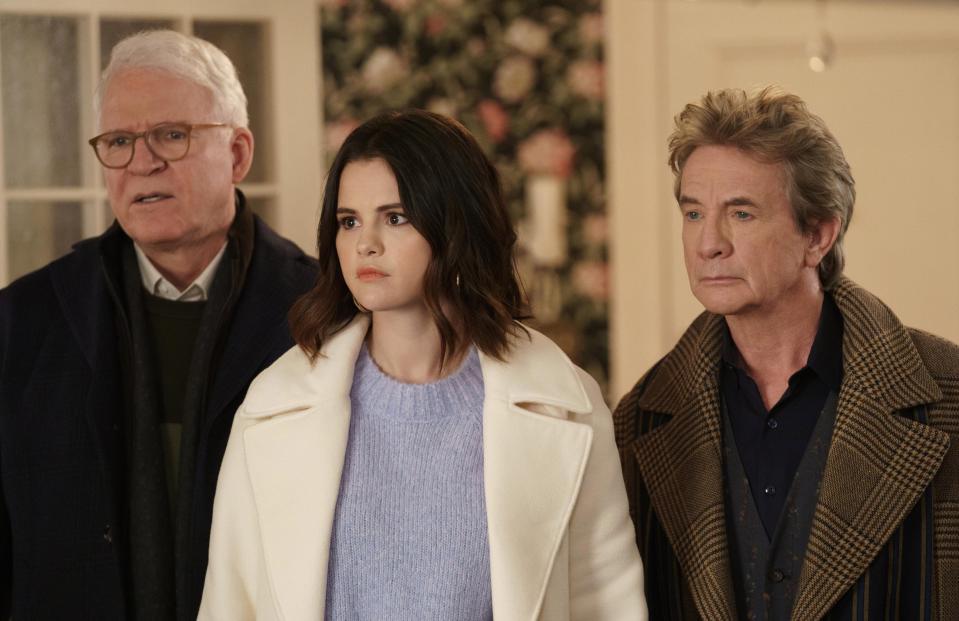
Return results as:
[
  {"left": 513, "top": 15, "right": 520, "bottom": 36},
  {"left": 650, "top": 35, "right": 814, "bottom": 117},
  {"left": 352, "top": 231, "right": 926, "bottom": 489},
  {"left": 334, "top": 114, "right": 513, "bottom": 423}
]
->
[{"left": 357, "top": 267, "right": 387, "bottom": 281}]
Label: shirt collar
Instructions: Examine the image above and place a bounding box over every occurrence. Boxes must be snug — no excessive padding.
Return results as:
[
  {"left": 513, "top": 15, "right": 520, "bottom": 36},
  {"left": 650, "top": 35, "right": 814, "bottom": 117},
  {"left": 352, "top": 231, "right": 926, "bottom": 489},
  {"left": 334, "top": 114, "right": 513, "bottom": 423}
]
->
[
  {"left": 721, "top": 292, "right": 844, "bottom": 392},
  {"left": 133, "top": 242, "right": 227, "bottom": 302},
  {"left": 805, "top": 292, "right": 844, "bottom": 391}
]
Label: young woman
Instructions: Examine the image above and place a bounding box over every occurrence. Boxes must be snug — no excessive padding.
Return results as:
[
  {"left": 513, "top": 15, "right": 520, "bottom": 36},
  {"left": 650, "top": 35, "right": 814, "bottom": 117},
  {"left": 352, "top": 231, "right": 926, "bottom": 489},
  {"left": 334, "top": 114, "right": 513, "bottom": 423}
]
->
[{"left": 199, "top": 110, "right": 646, "bottom": 620}]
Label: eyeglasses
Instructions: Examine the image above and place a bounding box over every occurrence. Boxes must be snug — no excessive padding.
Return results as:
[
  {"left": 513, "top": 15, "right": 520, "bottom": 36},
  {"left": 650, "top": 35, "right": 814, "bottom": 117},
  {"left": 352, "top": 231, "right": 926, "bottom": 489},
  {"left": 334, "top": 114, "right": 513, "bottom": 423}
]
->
[{"left": 87, "top": 122, "right": 231, "bottom": 169}]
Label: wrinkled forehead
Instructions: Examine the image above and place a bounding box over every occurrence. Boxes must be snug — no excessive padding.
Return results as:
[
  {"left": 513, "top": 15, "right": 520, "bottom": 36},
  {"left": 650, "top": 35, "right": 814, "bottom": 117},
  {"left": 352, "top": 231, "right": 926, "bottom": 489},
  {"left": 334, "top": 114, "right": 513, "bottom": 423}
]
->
[
  {"left": 679, "top": 145, "right": 789, "bottom": 196},
  {"left": 98, "top": 67, "right": 215, "bottom": 132}
]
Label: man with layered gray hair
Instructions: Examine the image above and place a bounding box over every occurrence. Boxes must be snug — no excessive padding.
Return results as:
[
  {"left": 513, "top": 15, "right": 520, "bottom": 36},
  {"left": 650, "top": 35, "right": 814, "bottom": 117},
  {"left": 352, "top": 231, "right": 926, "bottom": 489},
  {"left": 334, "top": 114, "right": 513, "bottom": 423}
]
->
[
  {"left": 0, "top": 30, "right": 317, "bottom": 619},
  {"left": 614, "top": 87, "right": 959, "bottom": 620}
]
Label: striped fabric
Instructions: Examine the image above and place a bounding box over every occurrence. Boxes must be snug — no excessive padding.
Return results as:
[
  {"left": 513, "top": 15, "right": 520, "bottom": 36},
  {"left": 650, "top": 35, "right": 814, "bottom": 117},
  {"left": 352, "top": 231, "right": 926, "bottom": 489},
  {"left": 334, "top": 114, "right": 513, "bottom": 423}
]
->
[{"left": 613, "top": 278, "right": 959, "bottom": 621}]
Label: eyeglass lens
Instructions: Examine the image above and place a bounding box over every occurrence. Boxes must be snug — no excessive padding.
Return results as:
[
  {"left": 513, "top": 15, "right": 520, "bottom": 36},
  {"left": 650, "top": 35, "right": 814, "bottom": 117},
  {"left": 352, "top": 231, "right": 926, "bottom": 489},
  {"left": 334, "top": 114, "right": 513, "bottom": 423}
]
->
[{"left": 93, "top": 123, "right": 191, "bottom": 168}]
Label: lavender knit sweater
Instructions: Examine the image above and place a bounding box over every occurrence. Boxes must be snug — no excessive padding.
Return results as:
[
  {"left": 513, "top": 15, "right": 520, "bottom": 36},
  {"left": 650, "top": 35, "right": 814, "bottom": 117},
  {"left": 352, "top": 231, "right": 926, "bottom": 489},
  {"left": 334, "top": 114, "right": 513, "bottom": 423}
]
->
[{"left": 324, "top": 345, "right": 493, "bottom": 620}]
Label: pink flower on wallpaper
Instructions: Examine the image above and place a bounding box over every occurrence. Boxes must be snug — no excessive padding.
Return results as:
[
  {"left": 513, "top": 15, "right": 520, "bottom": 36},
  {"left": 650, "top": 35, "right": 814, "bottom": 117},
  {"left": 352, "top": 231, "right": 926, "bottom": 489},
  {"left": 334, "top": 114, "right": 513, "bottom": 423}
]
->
[
  {"left": 467, "top": 37, "right": 487, "bottom": 57},
  {"left": 493, "top": 56, "right": 536, "bottom": 103},
  {"left": 504, "top": 18, "right": 551, "bottom": 57},
  {"left": 361, "top": 47, "right": 409, "bottom": 94},
  {"left": 325, "top": 118, "right": 359, "bottom": 153},
  {"left": 582, "top": 213, "right": 608, "bottom": 245},
  {"left": 578, "top": 13, "right": 604, "bottom": 46},
  {"left": 382, "top": 0, "right": 415, "bottom": 11},
  {"left": 567, "top": 59, "right": 604, "bottom": 101},
  {"left": 477, "top": 99, "right": 509, "bottom": 143},
  {"left": 518, "top": 128, "right": 575, "bottom": 178},
  {"left": 425, "top": 13, "right": 447, "bottom": 36},
  {"left": 572, "top": 261, "right": 609, "bottom": 301}
]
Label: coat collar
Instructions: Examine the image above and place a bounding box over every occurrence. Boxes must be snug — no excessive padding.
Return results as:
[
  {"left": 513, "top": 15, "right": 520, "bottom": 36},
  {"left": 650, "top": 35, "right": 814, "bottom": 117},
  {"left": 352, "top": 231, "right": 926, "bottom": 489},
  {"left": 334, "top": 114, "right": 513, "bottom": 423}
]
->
[
  {"left": 631, "top": 277, "right": 950, "bottom": 621},
  {"left": 239, "top": 315, "right": 595, "bottom": 619},
  {"left": 50, "top": 192, "right": 302, "bottom": 428},
  {"left": 241, "top": 316, "right": 593, "bottom": 418}
]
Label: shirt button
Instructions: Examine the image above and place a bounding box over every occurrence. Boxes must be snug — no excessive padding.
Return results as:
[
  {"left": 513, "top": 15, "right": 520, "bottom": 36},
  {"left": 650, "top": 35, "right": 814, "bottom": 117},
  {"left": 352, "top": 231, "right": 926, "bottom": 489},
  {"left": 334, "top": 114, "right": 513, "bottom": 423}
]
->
[
  {"left": 771, "top": 568, "right": 786, "bottom": 583},
  {"left": 767, "top": 418, "right": 779, "bottom": 430},
  {"left": 764, "top": 485, "right": 776, "bottom": 496}
]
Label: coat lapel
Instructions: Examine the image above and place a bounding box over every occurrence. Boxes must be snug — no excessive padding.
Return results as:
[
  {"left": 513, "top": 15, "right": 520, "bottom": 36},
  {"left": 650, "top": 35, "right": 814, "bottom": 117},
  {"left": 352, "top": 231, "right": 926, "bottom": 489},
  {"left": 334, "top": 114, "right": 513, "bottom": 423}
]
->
[
  {"left": 205, "top": 217, "right": 315, "bottom": 426},
  {"left": 481, "top": 328, "right": 595, "bottom": 620},
  {"left": 631, "top": 279, "right": 951, "bottom": 621},
  {"left": 51, "top": 234, "right": 125, "bottom": 505},
  {"left": 631, "top": 313, "right": 738, "bottom": 621},
  {"left": 239, "top": 320, "right": 597, "bottom": 620},
  {"left": 790, "top": 280, "right": 950, "bottom": 620},
  {"left": 240, "top": 316, "right": 368, "bottom": 619}
]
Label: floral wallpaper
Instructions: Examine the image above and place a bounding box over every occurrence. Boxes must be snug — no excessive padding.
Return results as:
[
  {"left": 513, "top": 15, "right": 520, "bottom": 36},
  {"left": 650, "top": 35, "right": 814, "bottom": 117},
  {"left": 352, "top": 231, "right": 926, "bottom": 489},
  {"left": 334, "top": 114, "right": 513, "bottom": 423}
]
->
[{"left": 320, "top": 0, "right": 610, "bottom": 390}]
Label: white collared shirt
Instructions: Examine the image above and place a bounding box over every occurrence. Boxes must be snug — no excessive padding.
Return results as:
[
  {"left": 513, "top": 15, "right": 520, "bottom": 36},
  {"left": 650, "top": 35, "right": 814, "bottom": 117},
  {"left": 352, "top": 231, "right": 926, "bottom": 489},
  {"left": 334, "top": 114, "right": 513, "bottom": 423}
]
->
[{"left": 134, "top": 242, "right": 228, "bottom": 302}]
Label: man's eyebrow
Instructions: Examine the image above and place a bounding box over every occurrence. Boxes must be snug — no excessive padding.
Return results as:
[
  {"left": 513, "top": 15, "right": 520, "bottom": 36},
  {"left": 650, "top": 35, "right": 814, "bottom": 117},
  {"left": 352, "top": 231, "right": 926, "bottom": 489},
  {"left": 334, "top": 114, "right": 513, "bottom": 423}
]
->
[
  {"left": 723, "top": 196, "right": 758, "bottom": 208},
  {"left": 677, "top": 195, "right": 761, "bottom": 208},
  {"left": 100, "top": 120, "right": 190, "bottom": 133}
]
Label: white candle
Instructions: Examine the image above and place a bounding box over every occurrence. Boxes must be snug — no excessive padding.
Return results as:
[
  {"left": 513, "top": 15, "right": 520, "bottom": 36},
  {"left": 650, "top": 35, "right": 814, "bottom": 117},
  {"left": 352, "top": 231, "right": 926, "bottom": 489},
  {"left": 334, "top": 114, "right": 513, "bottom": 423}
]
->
[{"left": 525, "top": 174, "right": 567, "bottom": 267}]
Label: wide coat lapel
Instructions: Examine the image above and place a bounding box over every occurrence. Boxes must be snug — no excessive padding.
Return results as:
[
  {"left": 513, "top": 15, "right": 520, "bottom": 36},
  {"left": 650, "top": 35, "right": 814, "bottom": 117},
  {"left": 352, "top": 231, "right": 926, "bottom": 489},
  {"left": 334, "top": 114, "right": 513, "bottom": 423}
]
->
[
  {"left": 51, "top": 234, "right": 126, "bottom": 507},
  {"left": 481, "top": 328, "right": 595, "bottom": 620},
  {"left": 630, "top": 313, "right": 737, "bottom": 620},
  {"left": 628, "top": 278, "right": 951, "bottom": 621},
  {"left": 240, "top": 316, "right": 369, "bottom": 619},
  {"left": 205, "top": 217, "right": 316, "bottom": 426},
  {"left": 238, "top": 320, "right": 596, "bottom": 620},
  {"left": 790, "top": 279, "right": 950, "bottom": 620}
]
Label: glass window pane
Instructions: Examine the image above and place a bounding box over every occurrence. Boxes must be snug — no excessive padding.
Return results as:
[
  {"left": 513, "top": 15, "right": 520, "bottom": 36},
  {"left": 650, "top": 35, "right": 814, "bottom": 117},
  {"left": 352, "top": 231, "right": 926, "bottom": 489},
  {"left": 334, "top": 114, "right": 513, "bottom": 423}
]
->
[
  {"left": 192, "top": 21, "right": 271, "bottom": 183},
  {"left": 7, "top": 201, "right": 85, "bottom": 280},
  {"left": 100, "top": 19, "right": 178, "bottom": 70},
  {"left": 1, "top": 16, "right": 82, "bottom": 188}
]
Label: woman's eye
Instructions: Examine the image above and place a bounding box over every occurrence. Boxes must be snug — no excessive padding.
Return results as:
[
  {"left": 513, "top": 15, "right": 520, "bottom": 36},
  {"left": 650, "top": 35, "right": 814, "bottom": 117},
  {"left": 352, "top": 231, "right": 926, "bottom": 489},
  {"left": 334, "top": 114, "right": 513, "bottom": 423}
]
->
[
  {"left": 387, "top": 212, "right": 409, "bottom": 225},
  {"left": 338, "top": 216, "right": 358, "bottom": 229}
]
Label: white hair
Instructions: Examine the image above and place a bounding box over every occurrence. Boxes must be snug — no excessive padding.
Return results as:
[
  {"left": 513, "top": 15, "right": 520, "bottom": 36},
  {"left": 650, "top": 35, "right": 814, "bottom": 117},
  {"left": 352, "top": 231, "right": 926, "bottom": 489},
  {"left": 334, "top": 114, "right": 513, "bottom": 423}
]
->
[{"left": 95, "top": 29, "right": 248, "bottom": 129}]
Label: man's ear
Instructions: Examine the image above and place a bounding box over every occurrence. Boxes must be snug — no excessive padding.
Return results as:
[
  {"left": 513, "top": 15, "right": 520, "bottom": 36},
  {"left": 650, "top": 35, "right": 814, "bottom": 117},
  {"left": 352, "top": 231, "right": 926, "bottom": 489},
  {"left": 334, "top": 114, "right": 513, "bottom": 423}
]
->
[
  {"left": 805, "top": 216, "right": 841, "bottom": 268},
  {"left": 230, "top": 127, "right": 255, "bottom": 183}
]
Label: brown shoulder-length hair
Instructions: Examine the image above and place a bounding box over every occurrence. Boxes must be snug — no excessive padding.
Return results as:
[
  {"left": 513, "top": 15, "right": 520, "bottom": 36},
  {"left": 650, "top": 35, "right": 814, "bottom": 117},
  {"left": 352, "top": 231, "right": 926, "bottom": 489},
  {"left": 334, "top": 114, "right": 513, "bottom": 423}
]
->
[{"left": 290, "top": 109, "right": 529, "bottom": 367}]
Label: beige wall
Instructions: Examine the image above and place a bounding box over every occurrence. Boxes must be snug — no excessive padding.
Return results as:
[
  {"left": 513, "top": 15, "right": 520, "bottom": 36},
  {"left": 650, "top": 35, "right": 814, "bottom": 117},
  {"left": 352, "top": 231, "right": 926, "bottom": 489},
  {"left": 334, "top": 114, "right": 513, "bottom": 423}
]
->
[{"left": 607, "top": 0, "right": 959, "bottom": 400}]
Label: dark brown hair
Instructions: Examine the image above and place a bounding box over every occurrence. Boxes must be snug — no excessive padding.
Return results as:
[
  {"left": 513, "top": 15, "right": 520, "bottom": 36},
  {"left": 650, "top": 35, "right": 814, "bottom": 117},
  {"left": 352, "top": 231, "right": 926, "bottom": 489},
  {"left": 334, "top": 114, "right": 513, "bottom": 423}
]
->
[
  {"left": 668, "top": 86, "right": 855, "bottom": 289},
  {"left": 290, "top": 110, "right": 529, "bottom": 366}
]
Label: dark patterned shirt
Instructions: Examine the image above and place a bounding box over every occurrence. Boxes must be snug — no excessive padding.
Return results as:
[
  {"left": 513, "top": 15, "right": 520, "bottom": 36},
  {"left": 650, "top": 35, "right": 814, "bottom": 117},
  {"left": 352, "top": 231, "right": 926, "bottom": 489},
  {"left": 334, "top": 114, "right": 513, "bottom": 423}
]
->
[{"left": 720, "top": 293, "right": 843, "bottom": 537}]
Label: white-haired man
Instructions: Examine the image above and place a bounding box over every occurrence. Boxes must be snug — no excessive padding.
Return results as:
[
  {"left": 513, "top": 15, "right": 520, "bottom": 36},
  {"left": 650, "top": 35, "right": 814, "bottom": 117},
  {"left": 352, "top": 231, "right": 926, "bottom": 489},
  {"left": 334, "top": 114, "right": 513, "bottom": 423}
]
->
[{"left": 0, "top": 31, "right": 317, "bottom": 620}]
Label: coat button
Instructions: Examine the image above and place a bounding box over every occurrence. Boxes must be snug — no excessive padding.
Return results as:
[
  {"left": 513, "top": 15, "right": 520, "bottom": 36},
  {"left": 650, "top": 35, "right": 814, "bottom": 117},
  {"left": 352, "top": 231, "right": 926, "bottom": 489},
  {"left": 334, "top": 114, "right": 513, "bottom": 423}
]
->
[
  {"left": 103, "top": 524, "right": 113, "bottom": 544},
  {"left": 771, "top": 568, "right": 785, "bottom": 583}
]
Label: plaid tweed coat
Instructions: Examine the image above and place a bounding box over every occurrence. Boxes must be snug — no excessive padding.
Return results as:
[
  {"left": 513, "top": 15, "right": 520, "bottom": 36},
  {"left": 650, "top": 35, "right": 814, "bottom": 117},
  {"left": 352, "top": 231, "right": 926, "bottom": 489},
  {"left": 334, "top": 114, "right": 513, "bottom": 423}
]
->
[{"left": 614, "top": 277, "right": 959, "bottom": 620}]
